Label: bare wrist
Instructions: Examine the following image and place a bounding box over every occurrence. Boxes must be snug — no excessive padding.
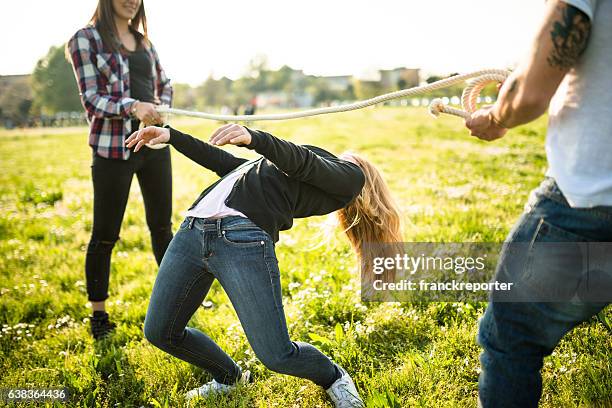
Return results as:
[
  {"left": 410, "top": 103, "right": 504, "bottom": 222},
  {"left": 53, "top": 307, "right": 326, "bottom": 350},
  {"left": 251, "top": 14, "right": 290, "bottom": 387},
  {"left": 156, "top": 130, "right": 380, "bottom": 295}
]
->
[
  {"left": 489, "top": 109, "right": 509, "bottom": 129},
  {"left": 131, "top": 100, "right": 140, "bottom": 117}
]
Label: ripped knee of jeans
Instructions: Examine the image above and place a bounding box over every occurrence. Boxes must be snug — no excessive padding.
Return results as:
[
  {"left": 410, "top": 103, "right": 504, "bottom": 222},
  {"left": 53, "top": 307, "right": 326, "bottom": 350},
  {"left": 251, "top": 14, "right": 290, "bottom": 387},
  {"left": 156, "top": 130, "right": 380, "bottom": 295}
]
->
[{"left": 87, "top": 237, "right": 118, "bottom": 254}]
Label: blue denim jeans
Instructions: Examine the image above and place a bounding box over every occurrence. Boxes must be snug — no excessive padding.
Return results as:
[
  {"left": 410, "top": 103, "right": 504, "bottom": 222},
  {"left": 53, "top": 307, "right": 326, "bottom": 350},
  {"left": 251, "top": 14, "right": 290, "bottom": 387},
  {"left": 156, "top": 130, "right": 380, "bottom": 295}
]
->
[
  {"left": 144, "top": 216, "right": 340, "bottom": 387},
  {"left": 478, "top": 178, "right": 611, "bottom": 407}
]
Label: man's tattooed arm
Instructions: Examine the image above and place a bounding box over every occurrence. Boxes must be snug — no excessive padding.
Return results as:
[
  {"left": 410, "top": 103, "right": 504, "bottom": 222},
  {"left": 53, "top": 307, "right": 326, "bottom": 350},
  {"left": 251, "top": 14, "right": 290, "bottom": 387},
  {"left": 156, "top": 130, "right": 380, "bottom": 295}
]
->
[
  {"left": 478, "top": 0, "right": 593, "bottom": 129},
  {"left": 547, "top": 3, "right": 592, "bottom": 69}
]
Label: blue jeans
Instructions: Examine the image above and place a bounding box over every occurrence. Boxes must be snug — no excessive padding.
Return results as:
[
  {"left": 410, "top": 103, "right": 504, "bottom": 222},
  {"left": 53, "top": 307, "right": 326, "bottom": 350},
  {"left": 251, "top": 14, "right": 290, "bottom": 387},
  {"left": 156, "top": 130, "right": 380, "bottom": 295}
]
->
[
  {"left": 478, "top": 178, "right": 611, "bottom": 407},
  {"left": 144, "top": 216, "right": 340, "bottom": 387}
]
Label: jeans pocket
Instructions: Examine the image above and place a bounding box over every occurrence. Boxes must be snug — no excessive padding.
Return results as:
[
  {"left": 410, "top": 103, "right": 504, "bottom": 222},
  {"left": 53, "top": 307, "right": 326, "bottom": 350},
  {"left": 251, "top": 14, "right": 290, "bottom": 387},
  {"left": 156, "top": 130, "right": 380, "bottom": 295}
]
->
[
  {"left": 523, "top": 178, "right": 558, "bottom": 214},
  {"left": 221, "top": 227, "right": 267, "bottom": 249},
  {"left": 178, "top": 217, "right": 191, "bottom": 231},
  {"left": 522, "top": 219, "right": 589, "bottom": 301}
]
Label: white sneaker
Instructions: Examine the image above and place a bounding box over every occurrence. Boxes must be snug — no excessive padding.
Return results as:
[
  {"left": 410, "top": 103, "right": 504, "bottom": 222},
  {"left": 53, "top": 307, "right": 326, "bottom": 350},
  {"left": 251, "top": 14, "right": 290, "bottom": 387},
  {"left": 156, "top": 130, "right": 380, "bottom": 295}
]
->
[
  {"left": 185, "top": 370, "right": 250, "bottom": 400},
  {"left": 326, "top": 367, "right": 365, "bottom": 408}
]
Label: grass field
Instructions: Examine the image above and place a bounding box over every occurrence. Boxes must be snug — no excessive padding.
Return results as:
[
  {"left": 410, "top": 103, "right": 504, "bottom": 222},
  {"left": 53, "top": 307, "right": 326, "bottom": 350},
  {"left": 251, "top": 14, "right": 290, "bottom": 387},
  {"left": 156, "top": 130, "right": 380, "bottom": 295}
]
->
[{"left": 0, "top": 107, "right": 610, "bottom": 407}]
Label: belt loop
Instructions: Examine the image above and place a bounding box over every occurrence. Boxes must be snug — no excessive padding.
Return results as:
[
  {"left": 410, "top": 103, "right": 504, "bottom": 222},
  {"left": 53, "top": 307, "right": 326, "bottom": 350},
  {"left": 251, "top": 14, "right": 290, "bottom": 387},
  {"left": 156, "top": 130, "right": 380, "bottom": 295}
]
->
[
  {"left": 188, "top": 217, "right": 195, "bottom": 229},
  {"left": 216, "top": 218, "right": 222, "bottom": 237}
]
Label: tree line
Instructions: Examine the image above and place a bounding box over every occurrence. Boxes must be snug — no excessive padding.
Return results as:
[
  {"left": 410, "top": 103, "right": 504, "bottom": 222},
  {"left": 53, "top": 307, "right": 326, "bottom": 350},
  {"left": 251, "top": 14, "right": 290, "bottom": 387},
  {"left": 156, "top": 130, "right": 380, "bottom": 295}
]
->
[{"left": 0, "top": 45, "right": 500, "bottom": 128}]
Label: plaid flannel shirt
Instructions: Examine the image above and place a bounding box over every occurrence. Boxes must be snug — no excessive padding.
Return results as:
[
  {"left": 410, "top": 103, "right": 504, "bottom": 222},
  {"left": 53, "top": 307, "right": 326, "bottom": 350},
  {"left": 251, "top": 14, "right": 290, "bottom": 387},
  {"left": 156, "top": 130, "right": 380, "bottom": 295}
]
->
[{"left": 67, "top": 25, "right": 173, "bottom": 160}]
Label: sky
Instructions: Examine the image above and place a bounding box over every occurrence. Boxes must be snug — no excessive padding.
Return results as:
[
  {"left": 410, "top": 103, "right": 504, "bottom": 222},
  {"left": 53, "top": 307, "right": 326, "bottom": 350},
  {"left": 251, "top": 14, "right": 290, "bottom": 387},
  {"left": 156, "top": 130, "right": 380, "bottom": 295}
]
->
[{"left": 0, "top": 1, "right": 545, "bottom": 85}]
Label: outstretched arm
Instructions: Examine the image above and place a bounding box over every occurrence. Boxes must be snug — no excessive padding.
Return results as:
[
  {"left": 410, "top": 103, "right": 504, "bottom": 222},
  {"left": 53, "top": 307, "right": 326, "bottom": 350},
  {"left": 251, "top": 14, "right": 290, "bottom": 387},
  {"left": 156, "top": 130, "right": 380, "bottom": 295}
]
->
[
  {"left": 125, "top": 126, "right": 247, "bottom": 177},
  {"left": 466, "top": 0, "right": 592, "bottom": 140},
  {"left": 209, "top": 124, "right": 365, "bottom": 200}
]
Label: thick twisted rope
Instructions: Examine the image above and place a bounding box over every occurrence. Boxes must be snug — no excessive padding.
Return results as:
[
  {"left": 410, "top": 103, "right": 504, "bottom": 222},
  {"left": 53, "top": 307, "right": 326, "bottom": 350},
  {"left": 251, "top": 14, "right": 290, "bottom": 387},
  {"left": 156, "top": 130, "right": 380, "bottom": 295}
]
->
[
  {"left": 155, "top": 69, "right": 509, "bottom": 122},
  {"left": 145, "top": 69, "right": 509, "bottom": 149}
]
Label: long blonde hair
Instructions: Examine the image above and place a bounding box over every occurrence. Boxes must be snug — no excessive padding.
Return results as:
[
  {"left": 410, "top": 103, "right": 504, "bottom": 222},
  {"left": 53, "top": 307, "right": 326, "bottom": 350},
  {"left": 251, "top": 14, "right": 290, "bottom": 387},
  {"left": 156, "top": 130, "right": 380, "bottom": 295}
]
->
[{"left": 337, "top": 153, "right": 402, "bottom": 288}]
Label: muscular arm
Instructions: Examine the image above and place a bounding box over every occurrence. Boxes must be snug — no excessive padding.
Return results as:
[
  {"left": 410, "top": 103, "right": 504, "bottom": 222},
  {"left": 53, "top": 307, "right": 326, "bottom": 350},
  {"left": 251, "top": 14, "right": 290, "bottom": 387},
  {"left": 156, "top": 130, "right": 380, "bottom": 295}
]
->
[{"left": 491, "top": 0, "right": 592, "bottom": 128}]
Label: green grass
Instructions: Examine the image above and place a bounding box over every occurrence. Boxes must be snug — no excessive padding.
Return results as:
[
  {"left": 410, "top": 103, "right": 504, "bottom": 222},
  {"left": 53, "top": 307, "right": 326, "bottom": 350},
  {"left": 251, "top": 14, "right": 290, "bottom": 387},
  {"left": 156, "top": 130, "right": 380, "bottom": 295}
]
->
[{"left": 0, "top": 107, "right": 610, "bottom": 407}]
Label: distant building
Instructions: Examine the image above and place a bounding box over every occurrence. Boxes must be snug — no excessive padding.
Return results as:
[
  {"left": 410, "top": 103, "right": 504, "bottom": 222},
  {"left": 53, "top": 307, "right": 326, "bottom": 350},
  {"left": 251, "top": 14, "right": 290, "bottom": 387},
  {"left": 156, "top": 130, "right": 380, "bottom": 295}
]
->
[
  {"left": 0, "top": 74, "right": 31, "bottom": 93},
  {"left": 242, "top": 66, "right": 421, "bottom": 109},
  {"left": 290, "top": 69, "right": 306, "bottom": 84},
  {"left": 256, "top": 91, "right": 289, "bottom": 108},
  {"left": 321, "top": 75, "right": 352, "bottom": 92},
  {"left": 0, "top": 74, "right": 32, "bottom": 128},
  {"left": 257, "top": 90, "right": 313, "bottom": 109},
  {"left": 379, "top": 68, "right": 420, "bottom": 90}
]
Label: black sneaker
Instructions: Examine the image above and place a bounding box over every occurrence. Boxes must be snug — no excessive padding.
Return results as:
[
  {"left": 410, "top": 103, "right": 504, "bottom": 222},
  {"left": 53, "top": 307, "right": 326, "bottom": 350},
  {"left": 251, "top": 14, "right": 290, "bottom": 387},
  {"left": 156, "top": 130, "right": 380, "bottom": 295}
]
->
[{"left": 90, "top": 311, "right": 116, "bottom": 339}]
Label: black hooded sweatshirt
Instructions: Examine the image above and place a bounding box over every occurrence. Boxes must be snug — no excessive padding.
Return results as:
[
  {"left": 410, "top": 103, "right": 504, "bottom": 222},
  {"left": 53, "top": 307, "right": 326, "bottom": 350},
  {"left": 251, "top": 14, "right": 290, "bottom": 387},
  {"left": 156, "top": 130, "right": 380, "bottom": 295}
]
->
[{"left": 166, "top": 126, "right": 366, "bottom": 242}]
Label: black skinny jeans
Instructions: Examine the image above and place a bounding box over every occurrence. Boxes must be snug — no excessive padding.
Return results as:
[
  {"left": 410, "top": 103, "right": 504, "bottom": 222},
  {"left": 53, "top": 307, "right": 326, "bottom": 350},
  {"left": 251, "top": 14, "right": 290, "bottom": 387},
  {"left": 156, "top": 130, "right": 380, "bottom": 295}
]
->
[{"left": 86, "top": 146, "right": 173, "bottom": 301}]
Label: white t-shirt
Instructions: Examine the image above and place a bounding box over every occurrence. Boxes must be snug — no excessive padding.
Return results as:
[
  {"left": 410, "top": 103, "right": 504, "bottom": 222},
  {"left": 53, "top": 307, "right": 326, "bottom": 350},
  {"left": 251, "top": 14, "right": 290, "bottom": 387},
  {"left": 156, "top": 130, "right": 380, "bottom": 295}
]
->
[
  {"left": 546, "top": 0, "right": 612, "bottom": 207},
  {"left": 185, "top": 161, "right": 256, "bottom": 219}
]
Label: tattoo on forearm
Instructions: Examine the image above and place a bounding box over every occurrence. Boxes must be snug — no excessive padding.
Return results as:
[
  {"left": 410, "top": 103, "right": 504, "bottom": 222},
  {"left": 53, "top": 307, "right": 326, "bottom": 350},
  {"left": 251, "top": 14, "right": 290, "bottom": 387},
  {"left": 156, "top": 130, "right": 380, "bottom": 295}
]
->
[{"left": 547, "top": 4, "right": 591, "bottom": 69}]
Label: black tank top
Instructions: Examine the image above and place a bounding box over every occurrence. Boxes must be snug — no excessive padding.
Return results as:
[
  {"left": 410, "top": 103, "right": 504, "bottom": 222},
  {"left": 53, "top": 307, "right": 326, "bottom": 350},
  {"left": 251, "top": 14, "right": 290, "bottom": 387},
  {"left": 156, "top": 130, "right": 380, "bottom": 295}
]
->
[{"left": 128, "top": 46, "right": 155, "bottom": 133}]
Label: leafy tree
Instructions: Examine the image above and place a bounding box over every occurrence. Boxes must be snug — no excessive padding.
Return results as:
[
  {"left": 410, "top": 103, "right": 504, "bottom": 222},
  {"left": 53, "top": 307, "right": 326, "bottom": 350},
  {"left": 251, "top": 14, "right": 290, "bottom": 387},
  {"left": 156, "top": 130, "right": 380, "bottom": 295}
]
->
[
  {"left": 425, "top": 73, "right": 500, "bottom": 98},
  {"left": 228, "top": 77, "right": 254, "bottom": 107},
  {"left": 195, "top": 76, "right": 233, "bottom": 108},
  {"left": 31, "top": 45, "right": 82, "bottom": 114},
  {"left": 171, "top": 83, "right": 198, "bottom": 109},
  {"left": 424, "top": 74, "right": 464, "bottom": 98},
  {"left": 268, "top": 65, "right": 294, "bottom": 92},
  {"left": 244, "top": 54, "right": 269, "bottom": 94}
]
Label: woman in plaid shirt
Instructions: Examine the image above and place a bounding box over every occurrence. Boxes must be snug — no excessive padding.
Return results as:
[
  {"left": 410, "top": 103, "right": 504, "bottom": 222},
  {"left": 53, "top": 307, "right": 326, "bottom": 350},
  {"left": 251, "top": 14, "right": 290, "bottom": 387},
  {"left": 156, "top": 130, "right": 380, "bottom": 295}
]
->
[{"left": 67, "top": 0, "right": 173, "bottom": 339}]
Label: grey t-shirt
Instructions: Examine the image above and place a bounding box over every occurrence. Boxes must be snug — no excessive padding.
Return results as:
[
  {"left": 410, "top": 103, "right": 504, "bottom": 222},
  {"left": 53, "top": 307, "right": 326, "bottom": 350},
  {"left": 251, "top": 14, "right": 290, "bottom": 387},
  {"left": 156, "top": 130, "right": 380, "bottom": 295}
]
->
[{"left": 546, "top": 0, "right": 612, "bottom": 207}]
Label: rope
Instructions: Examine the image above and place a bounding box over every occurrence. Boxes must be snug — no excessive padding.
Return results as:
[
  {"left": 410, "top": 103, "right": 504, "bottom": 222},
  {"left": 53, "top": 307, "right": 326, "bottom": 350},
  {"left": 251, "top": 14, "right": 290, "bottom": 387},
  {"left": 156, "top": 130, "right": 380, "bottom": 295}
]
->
[
  {"left": 145, "top": 69, "right": 509, "bottom": 149},
  {"left": 155, "top": 69, "right": 509, "bottom": 122}
]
